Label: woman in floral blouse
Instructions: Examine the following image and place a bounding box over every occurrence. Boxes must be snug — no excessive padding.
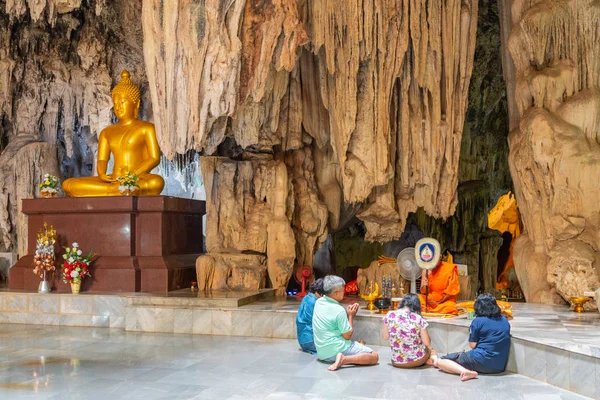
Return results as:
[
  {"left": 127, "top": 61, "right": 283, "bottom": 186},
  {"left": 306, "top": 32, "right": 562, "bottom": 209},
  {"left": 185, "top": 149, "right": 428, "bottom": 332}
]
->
[{"left": 382, "top": 293, "right": 432, "bottom": 368}]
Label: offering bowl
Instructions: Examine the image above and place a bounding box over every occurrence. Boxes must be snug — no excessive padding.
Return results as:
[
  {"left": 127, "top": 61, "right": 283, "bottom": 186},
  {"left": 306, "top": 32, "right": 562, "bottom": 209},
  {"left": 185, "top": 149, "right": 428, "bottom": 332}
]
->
[
  {"left": 374, "top": 298, "right": 391, "bottom": 314},
  {"left": 568, "top": 297, "right": 592, "bottom": 313}
]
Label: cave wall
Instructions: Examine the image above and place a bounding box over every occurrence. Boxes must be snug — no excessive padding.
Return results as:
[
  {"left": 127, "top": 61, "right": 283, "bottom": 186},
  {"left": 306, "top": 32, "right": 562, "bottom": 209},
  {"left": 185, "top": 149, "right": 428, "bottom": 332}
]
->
[
  {"left": 1, "top": 1, "right": 481, "bottom": 292},
  {"left": 500, "top": 0, "right": 600, "bottom": 304},
  {"left": 0, "top": 0, "right": 206, "bottom": 254},
  {"left": 140, "top": 0, "right": 480, "bottom": 246},
  {"left": 0, "top": 0, "right": 149, "bottom": 254}
]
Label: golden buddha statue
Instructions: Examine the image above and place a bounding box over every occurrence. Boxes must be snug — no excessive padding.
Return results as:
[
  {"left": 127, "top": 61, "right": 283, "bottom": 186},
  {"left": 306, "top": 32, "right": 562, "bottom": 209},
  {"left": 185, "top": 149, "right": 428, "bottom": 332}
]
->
[{"left": 62, "top": 70, "right": 164, "bottom": 197}]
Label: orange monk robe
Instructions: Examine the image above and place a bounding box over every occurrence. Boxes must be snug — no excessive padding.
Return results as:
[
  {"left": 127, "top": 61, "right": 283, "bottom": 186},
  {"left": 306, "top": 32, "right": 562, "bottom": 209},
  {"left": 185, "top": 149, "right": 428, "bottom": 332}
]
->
[{"left": 418, "top": 262, "right": 461, "bottom": 315}]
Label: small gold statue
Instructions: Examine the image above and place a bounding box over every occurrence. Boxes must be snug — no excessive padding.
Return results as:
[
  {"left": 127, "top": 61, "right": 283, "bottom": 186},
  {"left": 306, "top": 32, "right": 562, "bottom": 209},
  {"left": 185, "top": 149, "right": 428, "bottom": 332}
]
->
[{"left": 63, "top": 70, "right": 164, "bottom": 197}]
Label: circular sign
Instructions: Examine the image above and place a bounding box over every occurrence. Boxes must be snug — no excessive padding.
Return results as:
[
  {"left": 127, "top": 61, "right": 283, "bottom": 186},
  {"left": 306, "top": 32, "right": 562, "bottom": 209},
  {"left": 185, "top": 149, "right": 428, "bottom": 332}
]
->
[{"left": 414, "top": 238, "right": 442, "bottom": 270}]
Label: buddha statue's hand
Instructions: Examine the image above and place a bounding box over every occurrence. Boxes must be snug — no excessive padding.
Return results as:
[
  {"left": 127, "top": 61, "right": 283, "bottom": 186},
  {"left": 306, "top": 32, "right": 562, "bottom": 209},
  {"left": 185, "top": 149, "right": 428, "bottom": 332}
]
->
[{"left": 99, "top": 174, "right": 116, "bottom": 183}]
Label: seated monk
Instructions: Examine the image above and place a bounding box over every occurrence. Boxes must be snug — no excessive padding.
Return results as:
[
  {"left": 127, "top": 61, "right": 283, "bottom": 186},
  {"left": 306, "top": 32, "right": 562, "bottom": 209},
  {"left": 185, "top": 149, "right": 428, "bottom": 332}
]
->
[
  {"left": 63, "top": 70, "right": 164, "bottom": 197},
  {"left": 418, "top": 256, "right": 460, "bottom": 315}
]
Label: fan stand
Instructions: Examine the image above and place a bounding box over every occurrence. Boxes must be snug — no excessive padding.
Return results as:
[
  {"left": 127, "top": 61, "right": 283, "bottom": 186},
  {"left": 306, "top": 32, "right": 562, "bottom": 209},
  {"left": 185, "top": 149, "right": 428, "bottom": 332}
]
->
[{"left": 295, "top": 268, "right": 312, "bottom": 299}]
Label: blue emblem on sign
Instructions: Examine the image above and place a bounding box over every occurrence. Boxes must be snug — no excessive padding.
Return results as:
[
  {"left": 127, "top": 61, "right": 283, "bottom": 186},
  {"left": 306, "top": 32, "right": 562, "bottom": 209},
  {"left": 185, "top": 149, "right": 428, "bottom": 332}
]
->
[{"left": 419, "top": 243, "right": 435, "bottom": 263}]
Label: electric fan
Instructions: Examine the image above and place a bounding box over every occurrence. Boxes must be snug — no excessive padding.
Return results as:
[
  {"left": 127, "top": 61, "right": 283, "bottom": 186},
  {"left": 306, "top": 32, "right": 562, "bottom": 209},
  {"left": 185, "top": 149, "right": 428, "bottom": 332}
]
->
[
  {"left": 294, "top": 265, "right": 314, "bottom": 298},
  {"left": 397, "top": 248, "right": 420, "bottom": 294}
]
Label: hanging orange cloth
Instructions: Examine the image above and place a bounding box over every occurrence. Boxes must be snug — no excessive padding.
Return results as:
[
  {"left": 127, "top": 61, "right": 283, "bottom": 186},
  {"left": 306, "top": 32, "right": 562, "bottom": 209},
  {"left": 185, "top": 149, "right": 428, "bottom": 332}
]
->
[{"left": 418, "top": 261, "right": 460, "bottom": 315}]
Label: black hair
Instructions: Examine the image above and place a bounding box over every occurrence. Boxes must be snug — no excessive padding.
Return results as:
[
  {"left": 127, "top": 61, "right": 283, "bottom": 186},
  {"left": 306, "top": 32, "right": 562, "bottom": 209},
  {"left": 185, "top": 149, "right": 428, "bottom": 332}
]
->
[
  {"left": 399, "top": 293, "right": 422, "bottom": 315},
  {"left": 310, "top": 278, "right": 325, "bottom": 296},
  {"left": 474, "top": 293, "right": 502, "bottom": 318}
]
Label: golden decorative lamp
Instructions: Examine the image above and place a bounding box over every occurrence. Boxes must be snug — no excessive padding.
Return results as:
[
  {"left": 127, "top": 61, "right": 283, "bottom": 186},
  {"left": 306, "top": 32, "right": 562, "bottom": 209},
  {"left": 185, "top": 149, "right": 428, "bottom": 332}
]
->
[
  {"left": 568, "top": 297, "right": 592, "bottom": 313},
  {"left": 360, "top": 282, "right": 380, "bottom": 311},
  {"left": 62, "top": 70, "right": 165, "bottom": 197}
]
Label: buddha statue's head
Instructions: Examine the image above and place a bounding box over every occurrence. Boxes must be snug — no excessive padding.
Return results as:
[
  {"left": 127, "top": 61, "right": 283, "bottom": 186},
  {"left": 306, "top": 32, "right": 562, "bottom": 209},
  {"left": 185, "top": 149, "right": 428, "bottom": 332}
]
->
[{"left": 112, "top": 70, "right": 141, "bottom": 120}]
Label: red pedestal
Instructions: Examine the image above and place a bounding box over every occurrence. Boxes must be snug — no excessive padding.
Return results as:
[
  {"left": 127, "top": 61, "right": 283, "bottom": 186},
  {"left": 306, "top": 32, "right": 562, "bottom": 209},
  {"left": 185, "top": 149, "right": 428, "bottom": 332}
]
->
[{"left": 10, "top": 196, "right": 205, "bottom": 292}]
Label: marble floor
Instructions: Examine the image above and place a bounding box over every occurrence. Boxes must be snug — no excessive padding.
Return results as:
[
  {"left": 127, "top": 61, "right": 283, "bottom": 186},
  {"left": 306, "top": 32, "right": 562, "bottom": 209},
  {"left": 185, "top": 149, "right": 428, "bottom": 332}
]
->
[{"left": 0, "top": 324, "right": 590, "bottom": 400}]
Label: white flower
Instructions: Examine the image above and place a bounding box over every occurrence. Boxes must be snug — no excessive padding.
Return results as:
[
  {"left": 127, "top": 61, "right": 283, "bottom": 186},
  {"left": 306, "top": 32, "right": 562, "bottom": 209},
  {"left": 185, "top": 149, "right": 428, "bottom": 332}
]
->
[
  {"left": 70, "top": 270, "right": 79, "bottom": 278},
  {"left": 118, "top": 185, "right": 126, "bottom": 193},
  {"left": 77, "top": 250, "right": 82, "bottom": 256},
  {"left": 68, "top": 257, "right": 75, "bottom": 263},
  {"left": 72, "top": 242, "right": 79, "bottom": 248},
  {"left": 63, "top": 254, "right": 67, "bottom": 259}
]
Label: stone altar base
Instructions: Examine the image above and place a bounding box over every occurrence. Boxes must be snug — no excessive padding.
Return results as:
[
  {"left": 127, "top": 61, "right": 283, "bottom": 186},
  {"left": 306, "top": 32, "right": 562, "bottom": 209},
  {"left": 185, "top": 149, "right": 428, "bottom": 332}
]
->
[{"left": 9, "top": 196, "right": 205, "bottom": 292}]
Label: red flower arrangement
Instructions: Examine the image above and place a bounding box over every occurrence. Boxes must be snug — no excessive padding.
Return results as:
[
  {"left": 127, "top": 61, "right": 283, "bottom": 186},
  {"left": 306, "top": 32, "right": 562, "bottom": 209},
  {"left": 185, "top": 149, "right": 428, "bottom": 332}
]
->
[
  {"left": 61, "top": 243, "right": 95, "bottom": 284},
  {"left": 62, "top": 260, "right": 91, "bottom": 283}
]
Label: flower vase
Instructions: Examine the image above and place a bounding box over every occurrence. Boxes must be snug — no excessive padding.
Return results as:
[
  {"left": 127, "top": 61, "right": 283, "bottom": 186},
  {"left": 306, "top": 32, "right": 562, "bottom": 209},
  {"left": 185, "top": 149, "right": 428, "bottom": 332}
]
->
[
  {"left": 40, "top": 192, "right": 56, "bottom": 198},
  {"left": 38, "top": 270, "right": 51, "bottom": 293},
  {"left": 71, "top": 281, "right": 81, "bottom": 294},
  {"left": 122, "top": 189, "right": 137, "bottom": 197}
]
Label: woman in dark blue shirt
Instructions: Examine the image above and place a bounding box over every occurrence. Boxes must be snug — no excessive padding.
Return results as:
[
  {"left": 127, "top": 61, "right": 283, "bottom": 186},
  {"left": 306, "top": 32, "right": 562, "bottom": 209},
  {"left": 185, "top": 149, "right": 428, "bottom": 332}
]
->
[
  {"left": 296, "top": 278, "right": 324, "bottom": 354},
  {"left": 428, "top": 293, "right": 511, "bottom": 381}
]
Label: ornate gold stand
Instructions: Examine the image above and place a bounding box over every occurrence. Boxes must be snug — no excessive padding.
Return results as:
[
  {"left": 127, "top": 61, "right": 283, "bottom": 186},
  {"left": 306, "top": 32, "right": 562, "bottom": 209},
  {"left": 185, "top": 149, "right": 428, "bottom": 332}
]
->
[
  {"left": 569, "top": 297, "right": 592, "bottom": 313},
  {"left": 360, "top": 282, "right": 380, "bottom": 311},
  {"left": 362, "top": 297, "right": 378, "bottom": 311}
]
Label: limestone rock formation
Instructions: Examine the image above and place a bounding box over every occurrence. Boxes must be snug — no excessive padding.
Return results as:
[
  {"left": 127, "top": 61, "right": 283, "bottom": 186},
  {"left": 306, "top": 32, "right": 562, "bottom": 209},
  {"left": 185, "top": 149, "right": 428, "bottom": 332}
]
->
[
  {"left": 196, "top": 253, "right": 267, "bottom": 291},
  {"left": 0, "top": 0, "right": 144, "bottom": 254},
  {"left": 2, "top": 1, "right": 481, "bottom": 293},
  {"left": 305, "top": 0, "right": 480, "bottom": 242},
  {"left": 0, "top": 138, "right": 60, "bottom": 255},
  {"left": 501, "top": 0, "right": 600, "bottom": 304},
  {"left": 285, "top": 146, "right": 329, "bottom": 267},
  {"left": 142, "top": 0, "right": 307, "bottom": 157},
  {"left": 200, "top": 157, "right": 299, "bottom": 293},
  {"left": 142, "top": 0, "right": 479, "bottom": 243},
  {"left": 265, "top": 162, "right": 296, "bottom": 295},
  {"left": 5, "top": 0, "right": 82, "bottom": 25},
  {"left": 394, "top": 0, "right": 513, "bottom": 301}
]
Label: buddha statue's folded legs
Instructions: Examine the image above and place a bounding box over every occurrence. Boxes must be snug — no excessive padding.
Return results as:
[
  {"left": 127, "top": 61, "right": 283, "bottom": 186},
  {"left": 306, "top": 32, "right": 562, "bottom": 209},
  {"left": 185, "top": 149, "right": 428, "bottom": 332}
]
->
[{"left": 63, "top": 174, "right": 164, "bottom": 197}]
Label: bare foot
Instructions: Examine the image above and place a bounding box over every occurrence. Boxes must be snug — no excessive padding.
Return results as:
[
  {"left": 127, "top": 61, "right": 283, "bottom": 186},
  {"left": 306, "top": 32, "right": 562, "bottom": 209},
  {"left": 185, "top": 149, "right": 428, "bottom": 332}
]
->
[
  {"left": 427, "top": 354, "right": 439, "bottom": 367},
  {"left": 328, "top": 353, "right": 344, "bottom": 371},
  {"left": 460, "top": 370, "right": 478, "bottom": 381}
]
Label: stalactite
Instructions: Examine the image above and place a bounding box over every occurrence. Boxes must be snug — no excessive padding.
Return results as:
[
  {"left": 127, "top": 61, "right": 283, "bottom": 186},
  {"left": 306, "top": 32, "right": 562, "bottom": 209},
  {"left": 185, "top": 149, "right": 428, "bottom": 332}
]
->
[
  {"left": 285, "top": 145, "right": 328, "bottom": 266},
  {"left": 142, "top": 0, "right": 245, "bottom": 158},
  {"left": 306, "top": 0, "right": 478, "bottom": 241},
  {"left": 4, "top": 0, "right": 82, "bottom": 25},
  {"left": 142, "top": 0, "right": 306, "bottom": 158}
]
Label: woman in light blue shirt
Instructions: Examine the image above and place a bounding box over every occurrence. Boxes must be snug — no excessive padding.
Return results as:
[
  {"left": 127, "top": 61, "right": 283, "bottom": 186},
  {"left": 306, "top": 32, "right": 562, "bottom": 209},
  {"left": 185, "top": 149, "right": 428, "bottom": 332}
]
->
[{"left": 296, "top": 278, "right": 324, "bottom": 354}]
